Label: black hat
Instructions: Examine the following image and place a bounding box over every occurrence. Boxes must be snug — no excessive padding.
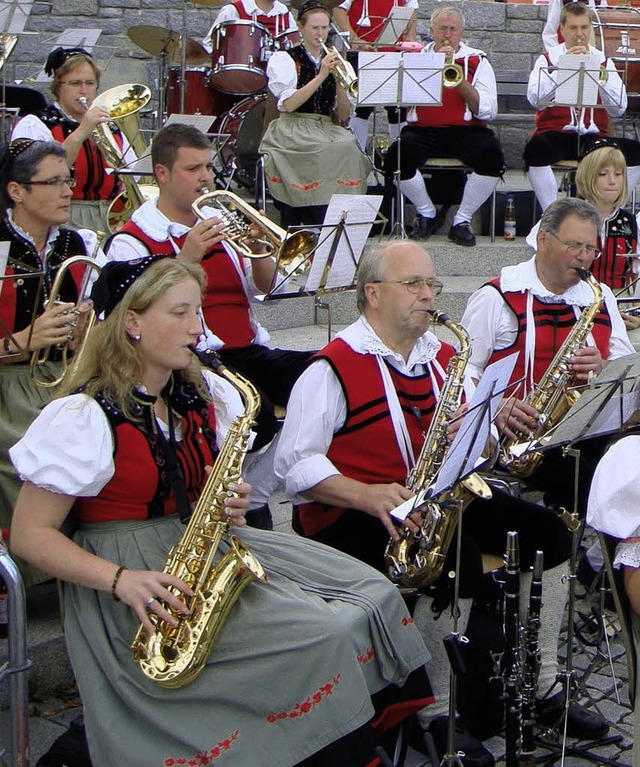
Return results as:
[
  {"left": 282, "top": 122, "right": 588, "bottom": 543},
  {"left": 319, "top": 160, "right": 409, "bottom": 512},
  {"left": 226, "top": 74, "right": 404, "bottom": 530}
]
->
[
  {"left": 91, "top": 256, "right": 167, "bottom": 318},
  {"left": 297, "top": 0, "right": 330, "bottom": 17},
  {"left": 579, "top": 138, "right": 620, "bottom": 162},
  {"left": 44, "top": 46, "right": 92, "bottom": 77}
]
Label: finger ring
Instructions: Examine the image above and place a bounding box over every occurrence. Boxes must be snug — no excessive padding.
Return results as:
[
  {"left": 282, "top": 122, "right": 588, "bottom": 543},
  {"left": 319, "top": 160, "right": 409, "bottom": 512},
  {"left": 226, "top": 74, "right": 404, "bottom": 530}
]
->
[{"left": 145, "top": 596, "right": 155, "bottom": 610}]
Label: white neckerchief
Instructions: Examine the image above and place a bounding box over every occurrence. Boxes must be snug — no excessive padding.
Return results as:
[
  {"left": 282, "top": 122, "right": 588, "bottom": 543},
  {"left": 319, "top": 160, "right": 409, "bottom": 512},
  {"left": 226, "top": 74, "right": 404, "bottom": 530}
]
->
[{"left": 375, "top": 355, "right": 416, "bottom": 475}]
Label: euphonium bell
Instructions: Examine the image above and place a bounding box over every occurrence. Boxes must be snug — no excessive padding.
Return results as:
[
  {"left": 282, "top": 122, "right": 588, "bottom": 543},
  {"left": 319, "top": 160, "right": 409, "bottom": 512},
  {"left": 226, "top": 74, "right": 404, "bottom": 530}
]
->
[
  {"left": 442, "top": 41, "right": 464, "bottom": 88},
  {"left": 29, "top": 255, "right": 103, "bottom": 389},
  {"left": 321, "top": 43, "right": 358, "bottom": 98},
  {"left": 192, "top": 190, "right": 317, "bottom": 277}
]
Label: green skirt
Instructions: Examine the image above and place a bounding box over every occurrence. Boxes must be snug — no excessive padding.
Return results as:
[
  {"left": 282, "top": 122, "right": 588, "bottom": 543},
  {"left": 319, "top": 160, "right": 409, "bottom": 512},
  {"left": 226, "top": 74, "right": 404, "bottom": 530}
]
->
[
  {"left": 260, "top": 113, "right": 372, "bottom": 207},
  {"left": 65, "top": 517, "right": 431, "bottom": 767}
]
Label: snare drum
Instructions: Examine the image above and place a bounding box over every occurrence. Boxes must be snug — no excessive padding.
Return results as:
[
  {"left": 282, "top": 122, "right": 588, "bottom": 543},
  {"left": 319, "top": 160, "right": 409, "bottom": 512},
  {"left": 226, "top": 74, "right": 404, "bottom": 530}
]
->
[
  {"left": 593, "top": 7, "right": 640, "bottom": 97},
  {"left": 273, "top": 29, "right": 301, "bottom": 51},
  {"left": 214, "top": 93, "right": 267, "bottom": 187},
  {"left": 165, "top": 66, "right": 234, "bottom": 117},
  {"left": 210, "top": 20, "right": 271, "bottom": 95}
]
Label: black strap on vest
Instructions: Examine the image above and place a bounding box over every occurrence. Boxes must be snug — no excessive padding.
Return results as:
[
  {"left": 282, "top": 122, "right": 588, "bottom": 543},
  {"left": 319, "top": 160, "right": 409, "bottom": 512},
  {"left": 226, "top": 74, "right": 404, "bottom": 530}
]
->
[{"left": 155, "top": 410, "right": 192, "bottom": 524}]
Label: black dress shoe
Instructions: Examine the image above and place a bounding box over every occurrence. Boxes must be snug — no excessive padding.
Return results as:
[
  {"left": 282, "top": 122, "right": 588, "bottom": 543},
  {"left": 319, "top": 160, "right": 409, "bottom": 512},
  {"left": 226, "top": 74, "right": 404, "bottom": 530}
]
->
[
  {"left": 448, "top": 222, "right": 477, "bottom": 246},
  {"left": 424, "top": 716, "right": 495, "bottom": 767},
  {"left": 410, "top": 211, "right": 442, "bottom": 240},
  {"left": 536, "top": 692, "right": 610, "bottom": 740}
]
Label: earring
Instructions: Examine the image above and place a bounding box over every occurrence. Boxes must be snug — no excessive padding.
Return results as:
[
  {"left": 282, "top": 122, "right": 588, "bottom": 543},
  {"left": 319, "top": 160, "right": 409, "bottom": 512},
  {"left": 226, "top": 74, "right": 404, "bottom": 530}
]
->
[{"left": 129, "top": 333, "right": 141, "bottom": 342}]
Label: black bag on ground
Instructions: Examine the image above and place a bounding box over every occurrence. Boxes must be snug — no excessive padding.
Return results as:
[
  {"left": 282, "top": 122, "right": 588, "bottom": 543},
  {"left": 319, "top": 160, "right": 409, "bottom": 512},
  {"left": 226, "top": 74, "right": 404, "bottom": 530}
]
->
[{"left": 36, "top": 714, "right": 93, "bottom": 767}]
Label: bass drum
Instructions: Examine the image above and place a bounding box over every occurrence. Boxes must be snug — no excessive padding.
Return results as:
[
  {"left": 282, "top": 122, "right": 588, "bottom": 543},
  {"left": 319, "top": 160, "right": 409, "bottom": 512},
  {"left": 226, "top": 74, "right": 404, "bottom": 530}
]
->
[
  {"left": 213, "top": 93, "right": 267, "bottom": 188},
  {"left": 165, "top": 66, "right": 234, "bottom": 121},
  {"left": 593, "top": 6, "right": 640, "bottom": 100}
]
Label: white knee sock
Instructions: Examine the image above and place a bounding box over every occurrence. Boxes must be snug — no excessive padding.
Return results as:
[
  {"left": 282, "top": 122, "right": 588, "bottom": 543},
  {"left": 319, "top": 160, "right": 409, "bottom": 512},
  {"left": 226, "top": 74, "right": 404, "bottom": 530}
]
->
[
  {"left": 528, "top": 166, "right": 559, "bottom": 212},
  {"left": 398, "top": 171, "right": 436, "bottom": 218},
  {"left": 413, "top": 595, "right": 474, "bottom": 724},
  {"left": 389, "top": 121, "right": 406, "bottom": 141},
  {"left": 454, "top": 173, "right": 498, "bottom": 226},
  {"left": 627, "top": 165, "right": 640, "bottom": 202},
  {"left": 350, "top": 116, "right": 369, "bottom": 151},
  {"left": 519, "top": 560, "right": 569, "bottom": 698}
]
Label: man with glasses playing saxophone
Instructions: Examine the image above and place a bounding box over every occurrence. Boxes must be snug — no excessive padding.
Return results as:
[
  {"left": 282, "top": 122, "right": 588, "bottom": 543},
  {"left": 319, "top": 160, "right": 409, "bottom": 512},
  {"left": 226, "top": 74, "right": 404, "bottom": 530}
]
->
[
  {"left": 525, "top": 1, "right": 640, "bottom": 212},
  {"left": 275, "top": 239, "right": 602, "bottom": 764}
]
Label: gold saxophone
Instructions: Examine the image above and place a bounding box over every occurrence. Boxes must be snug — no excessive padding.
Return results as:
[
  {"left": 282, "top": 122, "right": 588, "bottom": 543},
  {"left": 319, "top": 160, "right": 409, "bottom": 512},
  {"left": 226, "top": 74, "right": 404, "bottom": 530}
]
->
[
  {"left": 131, "top": 350, "right": 267, "bottom": 688},
  {"left": 385, "top": 311, "right": 492, "bottom": 588},
  {"left": 500, "top": 269, "right": 604, "bottom": 478}
]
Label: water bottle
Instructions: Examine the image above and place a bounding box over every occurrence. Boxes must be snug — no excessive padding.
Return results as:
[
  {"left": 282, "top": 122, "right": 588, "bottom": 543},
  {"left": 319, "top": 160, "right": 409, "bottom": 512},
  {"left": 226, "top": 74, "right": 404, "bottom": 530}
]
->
[{"left": 504, "top": 195, "right": 516, "bottom": 241}]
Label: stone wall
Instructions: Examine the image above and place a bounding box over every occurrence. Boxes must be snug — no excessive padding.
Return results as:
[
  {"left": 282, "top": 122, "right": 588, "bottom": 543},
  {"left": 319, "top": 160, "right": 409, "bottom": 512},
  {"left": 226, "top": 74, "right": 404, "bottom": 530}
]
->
[{"left": 4, "top": 1, "right": 549, "bottom": 168}]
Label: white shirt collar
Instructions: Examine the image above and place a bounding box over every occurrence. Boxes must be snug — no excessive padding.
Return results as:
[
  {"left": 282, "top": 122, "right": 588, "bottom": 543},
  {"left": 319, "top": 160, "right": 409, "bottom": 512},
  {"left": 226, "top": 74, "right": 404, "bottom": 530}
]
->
[
  {"left": 337, "top": 315, "right": 442, "bottom": 370},
  {"left": 6, "top": 209, "right": 60, "bottom": 259},
  {"left": 499, "top": 255, "right": 598, "bottom": 306},
  {"left": 130, "top": 199, "right": 192, "bottom": 242},
  {"left": 240, "top": 0, "right": 288, "bottom": 16}
]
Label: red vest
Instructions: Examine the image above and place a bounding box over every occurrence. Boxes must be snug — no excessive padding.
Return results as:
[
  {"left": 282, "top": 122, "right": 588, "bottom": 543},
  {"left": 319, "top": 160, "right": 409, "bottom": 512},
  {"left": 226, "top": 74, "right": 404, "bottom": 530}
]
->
[
  {"left": 592, "top": 209, "right": 637, "bottom": 291},
  {"left": 346, "top": 0, "right": 405, "bottom": 44},
  {"left": 484, "top": 279, "right": 612, "bottom": 397},
  {"left": 297, "top": 338, "right": 455, "bottom": 536},
  {"left": 413, "top": 54, "right": 484, "bottom": 128},
  {"left": 114, "top": 221, "right": 256, "bottom": 348},
  {"left": 48, "top": 123, "right": 123, "bottom": 201},
  {"left": 533, "top": 52, "right": 609, "bottom": 136},
  {"left": 74, "top": 400, "right": 217, "bottom": 523},
  {"left": 233, "top": 0, "right": 291, "bottom": 35}
]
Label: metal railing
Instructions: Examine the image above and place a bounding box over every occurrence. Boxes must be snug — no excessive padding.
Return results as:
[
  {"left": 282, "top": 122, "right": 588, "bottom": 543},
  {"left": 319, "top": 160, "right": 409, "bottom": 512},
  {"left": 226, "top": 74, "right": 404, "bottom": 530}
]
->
[{"left": 0, "top": 531, "right": 30, "bottom": 767}]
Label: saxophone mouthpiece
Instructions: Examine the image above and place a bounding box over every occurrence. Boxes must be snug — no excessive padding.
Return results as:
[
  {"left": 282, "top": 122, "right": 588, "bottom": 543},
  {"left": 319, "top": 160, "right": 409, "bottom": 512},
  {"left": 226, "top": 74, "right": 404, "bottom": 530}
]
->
[{"left": 575, "top": 267, "right": 591, "bottom": 280}]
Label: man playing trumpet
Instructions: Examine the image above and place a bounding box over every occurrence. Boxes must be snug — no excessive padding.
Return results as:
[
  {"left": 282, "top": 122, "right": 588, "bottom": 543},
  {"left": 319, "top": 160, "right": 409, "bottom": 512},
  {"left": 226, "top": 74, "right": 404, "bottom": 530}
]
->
[{"left": 525, "top": 2, "right": 640, "bottom": 211}]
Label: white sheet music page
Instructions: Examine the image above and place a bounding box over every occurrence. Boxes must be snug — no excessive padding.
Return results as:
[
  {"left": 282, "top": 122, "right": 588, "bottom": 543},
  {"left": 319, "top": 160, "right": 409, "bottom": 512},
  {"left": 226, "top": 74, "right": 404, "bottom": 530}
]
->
[
  {"left": 375, "top": 6, "right": 415, "bottom": 46},
  {"left": 555, "top": 53, "right": 600, "bottom": 107},
  {"left": 34, "top": 28, "right": 102, "bottom": 81},
  {"left": 304, "top": 195, "right": 383, "bottom": 293},
  {"left": 358, "top": 52, "right": 402, "bottom": 106},
  {"left": 401, "top": 52, "right": 444, "bottom": 105},
  {"left": 0, "top": 1, "right": 31, "bottom": 34}
]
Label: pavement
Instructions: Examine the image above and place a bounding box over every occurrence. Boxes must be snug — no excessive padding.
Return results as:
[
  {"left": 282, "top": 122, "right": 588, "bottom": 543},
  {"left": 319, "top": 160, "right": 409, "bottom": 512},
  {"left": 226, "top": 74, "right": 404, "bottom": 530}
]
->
[{"left": 1, "top": 215, "right": 638, "bottom": 765}]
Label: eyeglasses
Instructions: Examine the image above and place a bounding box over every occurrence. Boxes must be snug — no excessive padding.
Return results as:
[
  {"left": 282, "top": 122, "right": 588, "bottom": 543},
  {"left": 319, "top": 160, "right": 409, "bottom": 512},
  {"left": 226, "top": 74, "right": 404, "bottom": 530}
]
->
[
  {"left": 18, "top": 177, "right": 78, "bottom": 189},
  {"left": 60, "top": 79, "right": 97, "bottom": 88},
  {"left": 372, "top": 277, "right": 444, "bottom": 295},
  {"left": 548, "top": 231, "right": 602, "bottom": 260}
]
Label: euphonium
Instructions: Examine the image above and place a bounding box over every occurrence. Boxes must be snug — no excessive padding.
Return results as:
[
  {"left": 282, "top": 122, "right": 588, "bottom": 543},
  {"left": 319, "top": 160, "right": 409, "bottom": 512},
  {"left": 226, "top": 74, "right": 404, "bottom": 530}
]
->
[
  {"left": 500, "top": 269, "right": 603, "bottom": 478},
  {"left": 442, "top": 40, "right": 464, "bottom": 88},
  {"left": 322, "top": 43, "right": 358, "bottom": 97},
  {"left": 29, "top": 254, "right": 102, "bottom": 389},
  {"left": 131, "top": 351, "right": 267, "bottom": 688},
  {"left": 384, "top": 312, "right": 492, "bottom": 588},
  {"left": 79, "top": 84, "right": 158, "bottom": 233},
  {"left": 192, "top": 190, "right": 317, "bottom": 277}
]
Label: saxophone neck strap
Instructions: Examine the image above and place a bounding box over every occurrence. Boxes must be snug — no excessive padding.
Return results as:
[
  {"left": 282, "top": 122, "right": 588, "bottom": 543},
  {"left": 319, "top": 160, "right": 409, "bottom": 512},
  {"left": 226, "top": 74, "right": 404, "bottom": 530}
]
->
[{"left": 156, "top": 407, "right": 192, "bottom": 524}]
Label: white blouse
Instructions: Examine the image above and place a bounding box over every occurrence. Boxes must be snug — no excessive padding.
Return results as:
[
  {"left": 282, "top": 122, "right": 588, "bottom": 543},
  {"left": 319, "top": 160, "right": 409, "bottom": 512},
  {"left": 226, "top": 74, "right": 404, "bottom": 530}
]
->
[{"left": 10, "top": 371, "right": 245, "bottom": 497}]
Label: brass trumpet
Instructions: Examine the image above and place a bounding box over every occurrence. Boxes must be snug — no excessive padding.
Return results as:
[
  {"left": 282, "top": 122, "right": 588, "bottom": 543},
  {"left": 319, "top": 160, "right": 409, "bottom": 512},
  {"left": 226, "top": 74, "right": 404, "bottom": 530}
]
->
[
  {"left": 442, "top": 40, "right": 464, "bottom": 88},
  {"left": 192, "top": 190, "right": 317, "bottom": 278},
  {"left": 574, "top": 38, "right": 608, "bottom": 85},
  {"left": 29, "top": 255, "right": 102, "bottom": 389},
  {"left": 321, "top": 43, "right": 358, "bottom": 98}
]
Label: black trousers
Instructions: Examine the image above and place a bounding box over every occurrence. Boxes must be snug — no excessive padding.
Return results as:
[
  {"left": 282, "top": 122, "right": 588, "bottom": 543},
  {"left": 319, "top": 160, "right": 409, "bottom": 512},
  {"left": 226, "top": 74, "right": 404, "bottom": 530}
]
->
[
  {"left": 524, "top": 131, "right": 640, "bottom": 168},
  {"left": 294, "top": 487, "right": 572, "bottom": 599},
  {"left": 384, "top": 125, "right": 505, "bottom": 181}
]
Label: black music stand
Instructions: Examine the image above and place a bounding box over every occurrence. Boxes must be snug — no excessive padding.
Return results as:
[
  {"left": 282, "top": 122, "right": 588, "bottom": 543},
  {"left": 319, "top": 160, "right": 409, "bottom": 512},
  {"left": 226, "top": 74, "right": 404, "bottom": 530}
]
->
[
  {"left": 358, "top": 51, "right": 444, "bottom": 238},
  {"left": 261, "top": 194, "right": 386, "bottom": 341}
]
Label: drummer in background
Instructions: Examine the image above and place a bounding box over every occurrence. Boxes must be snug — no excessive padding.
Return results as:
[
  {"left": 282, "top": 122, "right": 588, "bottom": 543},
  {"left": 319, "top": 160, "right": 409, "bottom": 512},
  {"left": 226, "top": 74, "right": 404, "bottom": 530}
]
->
[
  {"left": 259, "top": 0, "right": 372, "bottom": 228},
  {"left": 11, "top": 47, "right": 135, "bottom": 233},
  {"left": 333, "top": 0, "right": 418, "bottom": 150},
  {"left": 203, "top": 0, "right": 296, "bottom": 53}
]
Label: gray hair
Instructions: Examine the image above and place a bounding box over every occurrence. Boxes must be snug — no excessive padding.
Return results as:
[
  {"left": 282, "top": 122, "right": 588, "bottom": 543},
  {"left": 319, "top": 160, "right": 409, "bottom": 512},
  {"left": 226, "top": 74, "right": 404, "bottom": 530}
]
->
[
  {"left": 430, "top": 4, "right": 465, "bottom": 31},
  {"left": 356, "top": 241, "right": 389, "bottom": 313},
  {"left": 539, "top": 197, "right": 600, "bottom": 236}
]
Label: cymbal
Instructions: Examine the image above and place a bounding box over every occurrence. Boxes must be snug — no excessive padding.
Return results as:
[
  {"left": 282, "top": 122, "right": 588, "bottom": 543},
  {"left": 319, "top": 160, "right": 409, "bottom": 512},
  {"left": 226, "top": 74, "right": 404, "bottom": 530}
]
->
[{"left": 127, "top": 25, "right": 209, "bottom": 65}]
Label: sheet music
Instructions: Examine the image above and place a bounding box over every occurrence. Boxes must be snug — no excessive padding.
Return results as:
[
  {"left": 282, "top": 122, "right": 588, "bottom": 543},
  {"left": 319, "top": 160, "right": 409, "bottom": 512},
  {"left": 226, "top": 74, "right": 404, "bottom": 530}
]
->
[
  {"left": 0, "top": 1, "right": 31, "bottom": 34},
  {"left": 34, "top": 28, "right": 102, "bottom": 81},
  {"left": 375, "top": 6, "right": 414, "bottom": 46},
  {"left": 164, "top": 114, "right": 218, "bottom": 130},
  {"left": 555, "top": 53, "right": 600, "bottom": 107},
  {"left": 358, "top": 51, "right": 443, "bottom": 106},
  {"left": 0, "top": 240, "right": 9, "bottom": 300},
  {"left": 304, "top": 195, "right": 382, "bottom": 293},
  {"left": 391, "top": 352, "right": 519, "bottom": 522}
]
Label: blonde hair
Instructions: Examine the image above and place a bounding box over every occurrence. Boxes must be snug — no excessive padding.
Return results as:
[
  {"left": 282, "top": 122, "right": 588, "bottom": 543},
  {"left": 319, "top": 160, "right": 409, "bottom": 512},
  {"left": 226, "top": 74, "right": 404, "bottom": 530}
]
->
[
  {"left": 58, "top": 258, "right": 209, "bottom": 422},
  {"left": 576, "top": 146, "right": 628, "bottom": 210}
]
